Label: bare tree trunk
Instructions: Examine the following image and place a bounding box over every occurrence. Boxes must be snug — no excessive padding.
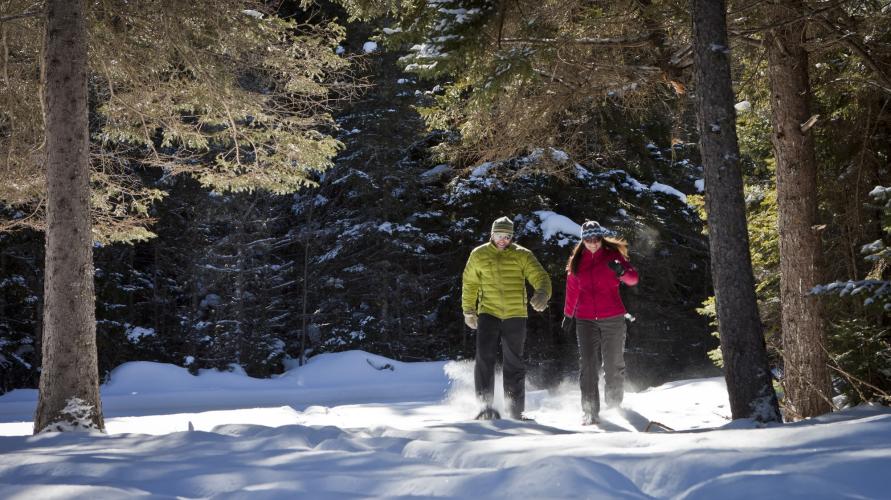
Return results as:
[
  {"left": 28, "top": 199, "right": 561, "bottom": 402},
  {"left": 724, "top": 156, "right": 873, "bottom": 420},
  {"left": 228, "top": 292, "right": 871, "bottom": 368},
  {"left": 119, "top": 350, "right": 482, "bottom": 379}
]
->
[
  {"left": 34, "top": 0, "right": 104, "bottom": 433},
  {"left": 764, "top": 0, "right": 831, "bottom": 420},
  {"left": 692, "top": 0, "right": 781, "bottom": 422},
  {"left": 300, "top": 240, "right": 310, "bottom": 366},
  {"left": 300, "top": 202, "right": 314, "bottom": 366}
]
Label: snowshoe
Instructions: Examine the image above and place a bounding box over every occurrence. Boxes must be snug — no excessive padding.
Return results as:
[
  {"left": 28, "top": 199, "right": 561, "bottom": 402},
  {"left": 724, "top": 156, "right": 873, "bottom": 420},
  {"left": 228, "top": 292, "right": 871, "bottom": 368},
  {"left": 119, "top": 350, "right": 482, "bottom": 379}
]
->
[
  {"left": 644, "top": 420, "right": 674, "bottom": 433},
  {"left": 474, "top": 407, "right": 501, "bottom": 420}
]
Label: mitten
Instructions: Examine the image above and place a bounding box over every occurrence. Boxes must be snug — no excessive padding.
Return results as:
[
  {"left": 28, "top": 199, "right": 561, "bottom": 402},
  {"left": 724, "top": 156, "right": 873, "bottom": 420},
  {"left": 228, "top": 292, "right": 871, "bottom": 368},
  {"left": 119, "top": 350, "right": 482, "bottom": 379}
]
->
[
  {"left": 530, "top": 289, "right": 549, "bottom": 312},
  {"left": 463, "top": 311, "right": 479, "bottom": 329},
  {"left": 607, "top": 259, "right": 626, "bottom": 278}
]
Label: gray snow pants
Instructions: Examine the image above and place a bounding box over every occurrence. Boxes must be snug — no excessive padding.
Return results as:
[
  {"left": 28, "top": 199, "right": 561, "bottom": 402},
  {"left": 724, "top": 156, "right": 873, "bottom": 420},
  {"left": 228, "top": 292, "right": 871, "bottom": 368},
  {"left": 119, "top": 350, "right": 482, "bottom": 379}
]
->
[
  {"left": 576, "top": 315, "right": 627, "bottom": 417},
  {"left": 475, "top": 314, "right": 527, "bottom": 419}
]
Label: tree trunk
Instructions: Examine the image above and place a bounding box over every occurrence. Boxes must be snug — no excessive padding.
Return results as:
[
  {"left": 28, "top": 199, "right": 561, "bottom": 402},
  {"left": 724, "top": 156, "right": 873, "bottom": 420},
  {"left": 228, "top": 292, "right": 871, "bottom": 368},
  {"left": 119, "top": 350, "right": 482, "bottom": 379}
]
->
[
  {"left": 692, "top": 0, "right": 781, "bottom": 422},
  {"left": 34, "top": 0, "right": 104, "bottom": 433},
  {"left": 764, "top": 0, "right": 831, "bottom": 420}
]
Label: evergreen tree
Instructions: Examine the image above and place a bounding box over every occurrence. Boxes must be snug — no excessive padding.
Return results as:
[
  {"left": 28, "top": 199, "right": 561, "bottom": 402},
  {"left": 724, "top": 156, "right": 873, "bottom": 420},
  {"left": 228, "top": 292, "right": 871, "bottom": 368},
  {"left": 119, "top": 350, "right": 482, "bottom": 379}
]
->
[
  {"left": 176, "top": 191, "right": 298, "bottom": 376},
  {"left": 341, "top": 0, "right": 692, "bottom": 169},
  {"left": 0, "top": 0, "right": 353, "bottom": 432},
  {"left": 763, "top": 0, "right": 831, "bottom": 420},
  {"left": 35, "top": 0, "right": 105, "bottom": 433},
  {"left": 1, "top": 0, "right": 350, "bottom": 241},
  {"left": 815, "top": 185, "right": 891, "bottom": 404},
  {"left": 691, "top": 0, "right": 780, "bottom": 422},
  {"left": 0, "top": 231, "right": 42, "bottom": 394}
]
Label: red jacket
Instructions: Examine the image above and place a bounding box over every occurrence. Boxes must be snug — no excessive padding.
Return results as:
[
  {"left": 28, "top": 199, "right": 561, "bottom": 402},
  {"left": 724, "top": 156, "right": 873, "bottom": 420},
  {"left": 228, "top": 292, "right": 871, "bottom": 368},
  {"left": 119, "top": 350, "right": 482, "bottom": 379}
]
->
[{"left": 563, "top": 247, "right": 638, "bottom": 320}]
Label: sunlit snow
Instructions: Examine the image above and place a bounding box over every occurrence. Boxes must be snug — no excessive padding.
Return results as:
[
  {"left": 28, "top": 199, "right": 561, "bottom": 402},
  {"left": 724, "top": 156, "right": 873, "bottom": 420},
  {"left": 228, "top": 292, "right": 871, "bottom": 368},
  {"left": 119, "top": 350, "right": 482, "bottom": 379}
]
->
[
  {"left": 363, "top": 41, "right": 378, "bottom": 54},
  {"left": 1, "top": 350, "right": 889, "bottom": 498},
  {"left": 534, "top": 211, "right": 581, "bottom": 246},
  {"left": 650, "top": 181, "right": 688, "bottom": 203}
]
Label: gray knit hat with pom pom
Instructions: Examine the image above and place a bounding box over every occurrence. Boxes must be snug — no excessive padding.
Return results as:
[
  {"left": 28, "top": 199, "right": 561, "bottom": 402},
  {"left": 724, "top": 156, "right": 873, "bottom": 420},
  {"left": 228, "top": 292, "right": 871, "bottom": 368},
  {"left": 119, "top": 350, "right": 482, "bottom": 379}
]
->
[{"left": 580, "top": 220, "right": 615, "bottom": 239}]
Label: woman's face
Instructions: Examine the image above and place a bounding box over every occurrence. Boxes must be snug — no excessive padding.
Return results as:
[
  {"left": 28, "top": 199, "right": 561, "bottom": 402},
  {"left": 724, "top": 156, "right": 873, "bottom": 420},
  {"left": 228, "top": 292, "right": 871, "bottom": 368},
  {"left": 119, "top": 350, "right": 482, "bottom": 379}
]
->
[{"left": 583, "top": 236, "right": 602, "bottom": 253}]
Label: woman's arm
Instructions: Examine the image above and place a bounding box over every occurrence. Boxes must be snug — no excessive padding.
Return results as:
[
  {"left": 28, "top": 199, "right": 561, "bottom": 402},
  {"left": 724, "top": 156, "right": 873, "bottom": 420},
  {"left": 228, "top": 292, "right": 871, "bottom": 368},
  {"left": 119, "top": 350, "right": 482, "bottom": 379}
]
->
[
  {"left": 616, "top": 254, "right": 639, "bottom": 286},
  {"left": 564, "top": 271, "right": 580, "bottom": 316}
]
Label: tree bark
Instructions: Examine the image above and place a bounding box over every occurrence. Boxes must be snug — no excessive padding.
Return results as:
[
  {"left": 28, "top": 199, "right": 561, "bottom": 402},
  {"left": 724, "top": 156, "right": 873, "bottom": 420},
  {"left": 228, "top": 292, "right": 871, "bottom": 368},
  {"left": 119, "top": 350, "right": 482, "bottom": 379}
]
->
[
  {"left": 692, "top": 0, "right": 781, "bottom": 422},
  {"left": 34, "top": 0, "right": 104, "bottom": 433},
  {"left": 764, "top": 0, "right": 831, "bottom": 420}
]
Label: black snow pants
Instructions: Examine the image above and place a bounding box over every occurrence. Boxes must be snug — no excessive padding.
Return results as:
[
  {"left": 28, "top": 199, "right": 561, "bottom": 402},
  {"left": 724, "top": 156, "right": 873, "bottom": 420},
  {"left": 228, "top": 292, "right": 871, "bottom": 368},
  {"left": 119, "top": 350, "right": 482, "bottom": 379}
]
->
[
  {"left": 576, "top": 315, "right": 627, "bottom": 418},
  {"left": 475, "top": 314, "right": 527, "bottom": 419}
]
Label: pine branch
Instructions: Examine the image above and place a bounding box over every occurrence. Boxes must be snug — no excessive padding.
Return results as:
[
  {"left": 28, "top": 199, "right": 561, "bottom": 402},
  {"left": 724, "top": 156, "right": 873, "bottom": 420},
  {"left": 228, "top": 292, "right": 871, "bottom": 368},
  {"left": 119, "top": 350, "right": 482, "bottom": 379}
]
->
[
  {"left": 0, "top": 3, "right": 41, "bottom": 23},
  {"left": 826, "top": 76, "right": 891, "bottom": 95},
  {"left": 499, "top": 36, "right": 652, "bottom": 48},
  {"left": 807, "top": 12, "right": 891, "bottom": 92},
  {"left": 727, "top": 30, "right": 763, "bottom": 48},
  {"left": 828, "top": 361, "right": 891, "bottom": 403}
]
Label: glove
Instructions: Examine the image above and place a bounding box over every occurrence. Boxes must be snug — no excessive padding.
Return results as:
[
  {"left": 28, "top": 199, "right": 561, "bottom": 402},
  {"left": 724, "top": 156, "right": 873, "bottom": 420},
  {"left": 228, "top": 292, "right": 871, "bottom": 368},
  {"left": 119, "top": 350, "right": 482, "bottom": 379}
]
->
[
  {"left": 607, "top": 259, "right": 625, "bottom": 278},
  {"left": 561, "top": 315, "right": 575, "bottom": 335},
  {"left": 463, "top": 311, "right": 479, "bottom": 330},
  {"left": 530, "top": 289, "right": 549, "bottom": 312}
]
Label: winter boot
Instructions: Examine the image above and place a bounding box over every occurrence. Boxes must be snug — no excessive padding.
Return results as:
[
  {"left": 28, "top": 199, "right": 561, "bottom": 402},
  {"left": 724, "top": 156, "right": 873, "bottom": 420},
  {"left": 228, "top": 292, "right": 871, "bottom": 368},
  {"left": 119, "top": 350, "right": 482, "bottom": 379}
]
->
[{"left": 582, "top": 412, "right": 599, "bottom": 426}]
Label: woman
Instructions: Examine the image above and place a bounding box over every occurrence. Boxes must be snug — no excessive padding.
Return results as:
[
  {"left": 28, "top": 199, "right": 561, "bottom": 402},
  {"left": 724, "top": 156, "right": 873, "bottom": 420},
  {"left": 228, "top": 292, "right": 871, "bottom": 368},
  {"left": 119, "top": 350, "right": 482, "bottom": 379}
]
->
[{"left": 563, "top": 220, "right": 639, "bottom": 425}]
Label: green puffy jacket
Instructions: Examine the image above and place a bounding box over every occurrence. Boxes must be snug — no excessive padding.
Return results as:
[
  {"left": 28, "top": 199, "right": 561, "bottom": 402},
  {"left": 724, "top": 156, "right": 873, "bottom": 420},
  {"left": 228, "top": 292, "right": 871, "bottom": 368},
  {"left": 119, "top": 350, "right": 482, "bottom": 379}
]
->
[{"left": 462, "top": 242, "right": 552, "bottom": 319}]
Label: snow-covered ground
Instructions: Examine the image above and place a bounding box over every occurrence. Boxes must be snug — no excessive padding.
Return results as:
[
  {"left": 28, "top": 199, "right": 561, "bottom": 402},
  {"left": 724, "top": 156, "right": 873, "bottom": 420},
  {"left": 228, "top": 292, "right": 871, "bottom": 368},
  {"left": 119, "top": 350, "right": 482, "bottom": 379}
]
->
[{"left": 1, "top": 350, "right": 889, "bottom": 498}]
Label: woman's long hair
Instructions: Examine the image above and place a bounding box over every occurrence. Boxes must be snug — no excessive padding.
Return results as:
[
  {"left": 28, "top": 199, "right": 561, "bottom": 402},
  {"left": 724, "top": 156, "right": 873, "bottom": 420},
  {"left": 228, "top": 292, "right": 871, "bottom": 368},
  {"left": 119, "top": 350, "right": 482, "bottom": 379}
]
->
[{"left": 566, "top": 237, "right": 629, "bottom": 275}]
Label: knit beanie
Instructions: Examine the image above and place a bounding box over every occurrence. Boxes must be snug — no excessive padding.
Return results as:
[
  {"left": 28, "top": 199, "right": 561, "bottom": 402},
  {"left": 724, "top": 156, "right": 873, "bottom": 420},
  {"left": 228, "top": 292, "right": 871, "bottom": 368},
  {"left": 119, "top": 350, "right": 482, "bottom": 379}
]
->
[
  {"left": 491, "top": 216, "right": 514, "bottom": 235},
  {"left": 580, "top": 220, "right": 615, "bottom": 239}
]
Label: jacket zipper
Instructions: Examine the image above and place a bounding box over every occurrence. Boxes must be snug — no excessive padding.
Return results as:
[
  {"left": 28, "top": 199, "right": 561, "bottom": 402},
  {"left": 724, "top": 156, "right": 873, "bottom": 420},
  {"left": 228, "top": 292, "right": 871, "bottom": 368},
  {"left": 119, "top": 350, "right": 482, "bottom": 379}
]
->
[
  {"left": 590, "top": 251, "right": 606, "bottom": 320},
  {"left": 496, "top": 248, "right": 506, "bottom": 318}
]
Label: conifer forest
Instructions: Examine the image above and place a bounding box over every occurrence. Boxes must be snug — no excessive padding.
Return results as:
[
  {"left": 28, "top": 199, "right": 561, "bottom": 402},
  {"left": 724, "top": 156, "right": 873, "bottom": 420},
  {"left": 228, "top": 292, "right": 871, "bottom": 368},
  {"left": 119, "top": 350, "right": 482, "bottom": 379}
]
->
[{"left": 1, "top": 0, "right": 889, "bottom": 431}]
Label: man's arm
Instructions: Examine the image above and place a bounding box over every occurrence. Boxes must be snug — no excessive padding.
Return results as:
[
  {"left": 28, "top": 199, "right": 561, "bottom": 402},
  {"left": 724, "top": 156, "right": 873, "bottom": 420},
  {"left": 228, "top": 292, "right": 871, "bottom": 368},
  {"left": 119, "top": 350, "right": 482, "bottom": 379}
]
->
[
  {"left": 461, "top": 252, "right": 481, "bottom": 313},
  {"left": 523, "top": 251, "right": 552, "bottom": 299}
]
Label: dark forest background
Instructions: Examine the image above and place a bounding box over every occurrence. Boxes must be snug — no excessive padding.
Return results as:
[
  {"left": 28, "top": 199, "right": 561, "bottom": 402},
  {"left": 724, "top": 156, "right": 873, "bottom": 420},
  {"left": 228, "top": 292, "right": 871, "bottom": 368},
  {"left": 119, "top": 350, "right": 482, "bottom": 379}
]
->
[
  {"left": 2, "top": 1, "right": 888, "bottom": 407},
  {"left": 0, "top": 16, "right": 716, "bottom": 394}
]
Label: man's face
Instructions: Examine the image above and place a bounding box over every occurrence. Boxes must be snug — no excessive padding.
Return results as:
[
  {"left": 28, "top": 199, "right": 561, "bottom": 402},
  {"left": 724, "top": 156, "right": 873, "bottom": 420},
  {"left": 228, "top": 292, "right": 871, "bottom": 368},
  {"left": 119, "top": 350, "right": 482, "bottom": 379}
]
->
[{"left": 492, "top": 232, "right": 512, "bottom": 250}]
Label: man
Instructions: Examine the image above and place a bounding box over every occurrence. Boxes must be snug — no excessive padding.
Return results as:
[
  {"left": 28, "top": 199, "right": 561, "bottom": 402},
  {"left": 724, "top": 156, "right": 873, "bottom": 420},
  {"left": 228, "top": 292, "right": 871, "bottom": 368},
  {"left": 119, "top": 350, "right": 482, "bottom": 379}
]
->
[{"left": 461, "top": 216, "right": 552, "bottom": 420}]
